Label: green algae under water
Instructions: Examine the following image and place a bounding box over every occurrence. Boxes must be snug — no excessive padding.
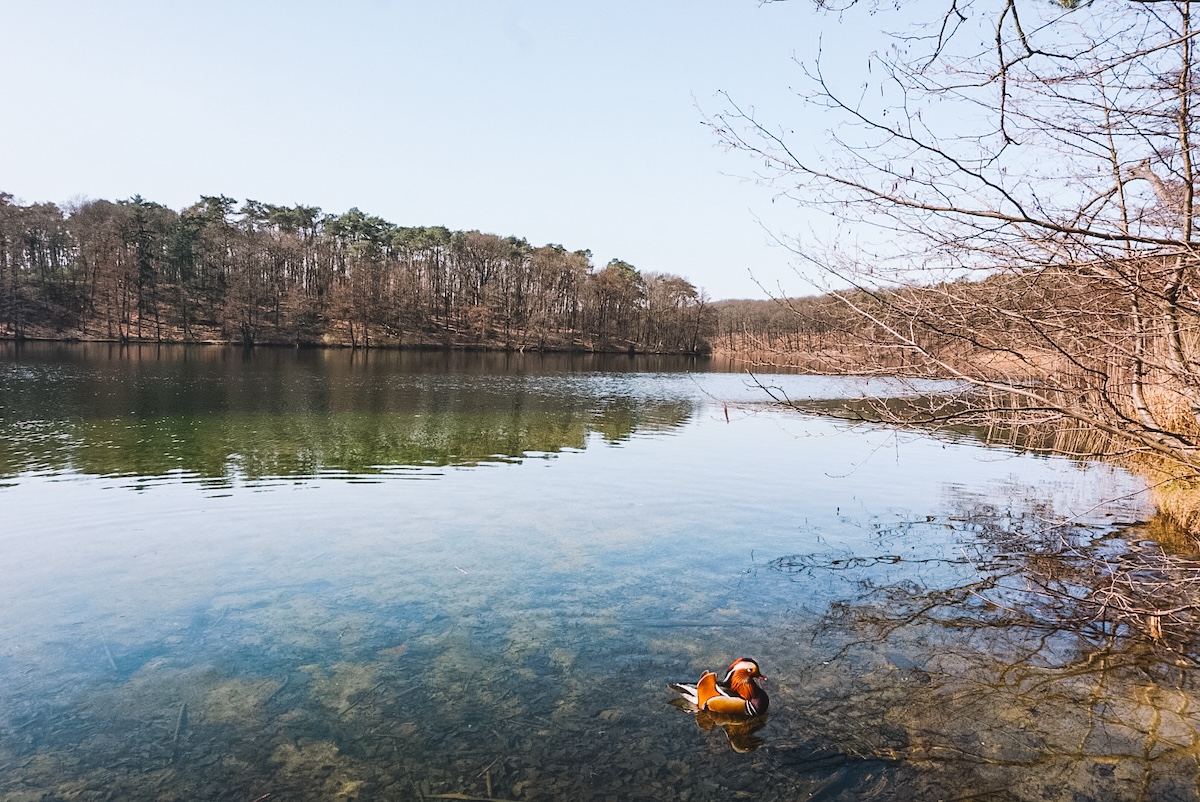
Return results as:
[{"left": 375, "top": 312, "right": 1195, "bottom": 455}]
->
[{"left": 0, "top": 343, "right": 1191, "bottom": 802}]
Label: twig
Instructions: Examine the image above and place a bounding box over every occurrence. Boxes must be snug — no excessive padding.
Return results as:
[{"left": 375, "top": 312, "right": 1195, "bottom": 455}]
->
[
  {"left": 171, "top": 703, "right": 188, "bottom": 743},
  {"left": 263, "top": 674, "right": 291, "bottom": 706},
  {"left": 102, "top": 641, "right": 118, "bottom": 673},
  {"left": 340, "top": 681, "right": 386, "bottom": 717}
]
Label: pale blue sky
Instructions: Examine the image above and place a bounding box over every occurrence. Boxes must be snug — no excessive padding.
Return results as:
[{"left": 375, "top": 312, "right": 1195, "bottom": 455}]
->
[{"left": 2, "top": 1, "right": 873, "bottom": 300}]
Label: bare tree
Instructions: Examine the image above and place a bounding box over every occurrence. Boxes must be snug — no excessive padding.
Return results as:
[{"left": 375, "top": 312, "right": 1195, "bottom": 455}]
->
[{"left": 716, "top": 1, "right": 1200, "bottom": 513}]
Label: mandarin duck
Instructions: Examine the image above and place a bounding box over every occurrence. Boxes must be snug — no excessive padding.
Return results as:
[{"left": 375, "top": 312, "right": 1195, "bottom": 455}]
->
[{"left": 669, "top": 657, "right": 769, "bottom": 718}]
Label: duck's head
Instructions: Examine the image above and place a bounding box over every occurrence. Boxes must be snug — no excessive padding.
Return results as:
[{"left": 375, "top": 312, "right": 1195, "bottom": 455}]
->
[{"left": 722, "top": 657, "right": 766, "bottom": 686}]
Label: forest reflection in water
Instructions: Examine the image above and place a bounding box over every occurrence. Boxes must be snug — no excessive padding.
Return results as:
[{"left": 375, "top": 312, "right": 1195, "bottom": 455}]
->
[
  {"left": 0, "top": 343, "right": 698, "bottom": 483},
  {"left": 3, "top": 344, "right": 1199, "bottom": 801}
]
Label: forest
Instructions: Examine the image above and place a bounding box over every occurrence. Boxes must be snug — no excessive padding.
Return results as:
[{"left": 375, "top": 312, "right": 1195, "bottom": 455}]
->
[
  {"left": 0, "top": 192, "right": 715, "bottom": 353},
  {"left": 711, "top": 278, "right": 1072, "bottom": 377}
]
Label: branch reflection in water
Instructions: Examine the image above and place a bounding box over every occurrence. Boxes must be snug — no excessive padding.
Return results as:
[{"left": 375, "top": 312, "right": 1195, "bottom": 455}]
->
[{"left": 769, "top": 497, "right": 1200, "bottom": 800}]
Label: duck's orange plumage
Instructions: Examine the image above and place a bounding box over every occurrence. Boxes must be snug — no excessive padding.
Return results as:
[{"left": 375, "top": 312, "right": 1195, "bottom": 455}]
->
[{"left": 670, "top": 657, "right": 769, "bottom": 717}]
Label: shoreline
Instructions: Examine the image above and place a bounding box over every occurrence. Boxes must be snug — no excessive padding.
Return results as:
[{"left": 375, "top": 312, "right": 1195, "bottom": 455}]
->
[{"left": 0, "top": 334, "right": 710, "bottom": 357}]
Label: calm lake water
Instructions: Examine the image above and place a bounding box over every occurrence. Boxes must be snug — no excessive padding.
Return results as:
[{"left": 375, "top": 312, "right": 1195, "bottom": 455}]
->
[{"left": 1, "top": 343, "right": 1192, "bottom": 801}]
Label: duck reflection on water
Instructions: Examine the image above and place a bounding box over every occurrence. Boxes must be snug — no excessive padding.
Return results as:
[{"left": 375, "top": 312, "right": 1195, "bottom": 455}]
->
[
  {"left": 691, "top": 709, "right": 770, "bottom": 753},
  {"left": 669, "top": 657, "right": 770, "bottom": 752}
]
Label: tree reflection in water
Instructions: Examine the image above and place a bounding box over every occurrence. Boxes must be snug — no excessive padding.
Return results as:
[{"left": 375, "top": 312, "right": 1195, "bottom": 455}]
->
[{"left": 769, "top": 498, "right": 1200, "bottom": 801}]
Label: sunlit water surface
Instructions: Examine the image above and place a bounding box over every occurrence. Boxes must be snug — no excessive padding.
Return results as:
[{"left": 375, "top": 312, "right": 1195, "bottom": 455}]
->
[{"left": 1, "top": 343, "right": 1190, "bottom": 801}]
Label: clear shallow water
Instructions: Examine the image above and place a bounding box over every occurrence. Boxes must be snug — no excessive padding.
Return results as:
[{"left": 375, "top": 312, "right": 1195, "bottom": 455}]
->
[{"left": 1, "top": 343, "right": 1190, "bottom": 801}]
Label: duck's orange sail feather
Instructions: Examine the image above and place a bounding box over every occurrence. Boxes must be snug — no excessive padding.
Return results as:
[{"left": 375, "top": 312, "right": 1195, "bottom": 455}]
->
[
  {"left": 694, "top": 670, "right": 753, "bottom": 715},
  {"left": 694, "top": 671, "right": 718, "bottom": 708}
]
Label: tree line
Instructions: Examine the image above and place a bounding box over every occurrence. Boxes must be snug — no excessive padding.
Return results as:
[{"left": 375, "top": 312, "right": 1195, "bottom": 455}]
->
[
  {"left": 712, "top": 290, "right": 950, "bottom": 373},
  {"left": 0, "top": 192, "right": 715, "bottom": 353},
  {"left": 712, "top": 268, "right": 1113, "bottom": 375}
]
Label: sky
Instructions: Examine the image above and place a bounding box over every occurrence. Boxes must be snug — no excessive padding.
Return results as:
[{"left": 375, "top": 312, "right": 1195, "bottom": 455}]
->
[{"left": 2, "top": 1, "right": 873, "bottom": 301}]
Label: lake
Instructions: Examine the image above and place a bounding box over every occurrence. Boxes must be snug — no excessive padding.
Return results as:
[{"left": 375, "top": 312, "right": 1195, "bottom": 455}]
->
[{"left": 0, "top": 343, "right": 1192, "bottom": 801}]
